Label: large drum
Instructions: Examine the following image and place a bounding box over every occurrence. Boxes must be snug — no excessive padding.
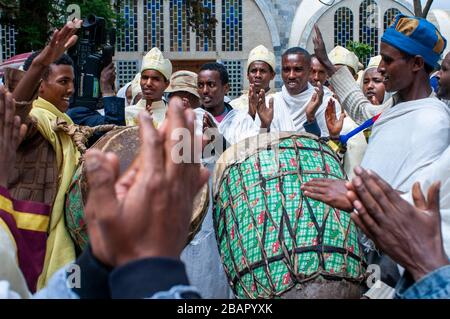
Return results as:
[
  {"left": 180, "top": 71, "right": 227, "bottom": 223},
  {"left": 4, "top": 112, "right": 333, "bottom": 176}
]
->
[
  {"left": 213, "top": 133, "right": 366, "bottom": 299},
  {"left": 65, "top": 126, "right": 209, "bottom": 253}
]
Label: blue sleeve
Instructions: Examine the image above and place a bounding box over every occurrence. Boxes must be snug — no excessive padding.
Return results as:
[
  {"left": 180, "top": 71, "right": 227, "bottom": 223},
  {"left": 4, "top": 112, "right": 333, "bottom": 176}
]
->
[
  {"left": 71, "top": 246, "right": 111, "bottom": 299},
  {"left": 102, "top": 96, "right": 126, "bottom": 126},
  {"left": 303, "top": 119, "right": 321, "bottom": 137},
  {"left": 395, "top": 264, "right": 450, "bottom": 299},
  {"left": 67, "top": 107, "right": 104, "bottom": 127},
  {"left": 109, "top": 257, "right": 201, "bottom": 299},
  {"left": 66, "top": 97, "right": 125, "bottom": 127}
]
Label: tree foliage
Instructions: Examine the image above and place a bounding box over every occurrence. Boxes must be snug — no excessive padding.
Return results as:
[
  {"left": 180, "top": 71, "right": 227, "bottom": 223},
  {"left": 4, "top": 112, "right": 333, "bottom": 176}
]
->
[
  {"left": 346, "top": 41, "right": 373, "bottom": 65},
  {"left": 0, "top": 0, "right": 218, "bottom": 54}
]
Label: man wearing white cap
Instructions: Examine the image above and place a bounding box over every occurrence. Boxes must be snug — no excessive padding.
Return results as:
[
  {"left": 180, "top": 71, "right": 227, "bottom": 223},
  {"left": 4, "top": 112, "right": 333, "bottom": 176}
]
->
[
  {"left": 230, "top": 45, "right": 276, "bottom": 112},
  {"left": 125, "top": 47, "right": 172, "bottom": 126},
  {"left": 328, "top": 46, "right": 360, "bottom": 80}
]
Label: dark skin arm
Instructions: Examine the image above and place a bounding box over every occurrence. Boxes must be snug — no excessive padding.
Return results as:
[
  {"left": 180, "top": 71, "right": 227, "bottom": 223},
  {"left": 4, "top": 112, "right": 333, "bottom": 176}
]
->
[
  {"left": 325, "top": 98, "right": 346, "bottom": 139},
  {"left": 347, "top": 166, "right": 449, "bottom": 282},
  {"left": 305, "top": 81, "right": 324, "bottom": 123},
  {"left": 0, "top": 87, "right": 27, "bottom": 187},
  {"left": 100, "top": 63, "right": 116, "bottom": 97},
  {"left": 12, "top": 19, "right": 82, "bottom": 121},
  {"left": 312, "top": 25, "right": 338, "bottom": 78},
  {"left": 256, "top": 90, "right": 274, "bottom": 130},
  {"left": 301, "top": 178, "right": 353, "bottom": 212}
]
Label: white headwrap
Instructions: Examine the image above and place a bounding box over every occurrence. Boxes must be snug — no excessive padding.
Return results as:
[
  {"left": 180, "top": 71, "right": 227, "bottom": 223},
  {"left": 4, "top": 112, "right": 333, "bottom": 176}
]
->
[
  {"left": 328, "top": 46, "right": 360, "bottom": 75},
  {"left": 246, "top": 45, "right": 276, "bottom": 72},
  {"left": 141, "top": 47, "right": 172, "bottom": 81}
]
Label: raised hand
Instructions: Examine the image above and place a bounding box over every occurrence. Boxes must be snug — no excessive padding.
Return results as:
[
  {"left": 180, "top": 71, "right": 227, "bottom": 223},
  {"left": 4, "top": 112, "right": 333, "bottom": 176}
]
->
[
  {"left": 32, "top": 19, "right": 82, "bottom": 68},
  {"left": 312, "top": 25, "right": 337, "bottom": 77},
  {"left": 325, "top": 99, "right": 346, "bottom": 139},
  {"left": 305, "top": 82, "right": 324, "bottom": 123},
  {"left": 100, "top": 63, "right": 116, "bottom": 96},
  {"left": 12, "top": 19, "right": 83, "bottom": 118},
  {"left": 0, "top": 87, "right": 27, "bottom": 187},
  {"left": 347, "top": 167, "right": 449, "bottom": 282},
  {"left": 256, "top": 90, "right": 274, "bottom": 130},
  {"left": 84, "top": 97, "right": 210, "bottom": 267},
  {"left": 248, "top": 84, "right": 258, "bottom": 119}
]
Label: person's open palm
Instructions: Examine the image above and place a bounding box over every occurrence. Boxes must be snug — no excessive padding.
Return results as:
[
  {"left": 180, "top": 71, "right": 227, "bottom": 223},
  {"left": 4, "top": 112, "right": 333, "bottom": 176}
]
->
[{"left": 84, "top": 97, "right": 209, "bottom": 267}]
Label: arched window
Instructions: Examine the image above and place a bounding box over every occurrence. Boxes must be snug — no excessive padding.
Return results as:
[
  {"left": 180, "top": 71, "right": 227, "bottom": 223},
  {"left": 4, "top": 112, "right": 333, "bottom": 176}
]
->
[
  {"left": 222, "top": 0, "right": 242, "bottom": 51},
  {"left": 116, "top": 0, "right": 139, "bottom": 52},
  {"left": 143, "top": 0, "right": 164, "bottom": 52},
  {"left": 196, "top": 0, "right": 217, "bottom": 52},
  {"left": 384, "top": 8, "right": 401, "bottom": 31},
  {"left": 170, "top": 0, "right": 190, "bottom": 52},
  {"left": 359, "top": 0, "right": 379, "bottom": 66},
  {"left": 334, "top": 7, "right": 354, "bottom": 48}
]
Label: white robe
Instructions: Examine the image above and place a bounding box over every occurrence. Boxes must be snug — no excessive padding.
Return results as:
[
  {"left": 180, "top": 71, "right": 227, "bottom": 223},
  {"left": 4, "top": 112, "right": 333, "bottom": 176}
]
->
[
  {"left": 401, "top": 146, "right": 450, "bottom": 256},
  {"left": 361, "top": 97, "right": 450, "bottom": 192}
]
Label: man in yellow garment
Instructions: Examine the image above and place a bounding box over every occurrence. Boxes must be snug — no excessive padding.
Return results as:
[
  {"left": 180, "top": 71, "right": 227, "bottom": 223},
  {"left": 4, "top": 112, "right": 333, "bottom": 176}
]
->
[{"left": 5, "top": 20, "right": 82, "bottom": 290}]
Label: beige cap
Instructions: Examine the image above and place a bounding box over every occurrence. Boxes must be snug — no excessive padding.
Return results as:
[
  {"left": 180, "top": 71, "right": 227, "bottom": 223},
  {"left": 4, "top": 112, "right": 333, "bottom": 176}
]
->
[
  {"left": 141, "top": 47, "right": 172, "bottom": 81},
  {"left": 366, "top": 55, "right": 382, "bottom": 70},
  {"left": 130, "top": 73, "right": 142, "bottom": 104},
  {"left": 246, "top": 45, "right": 276, "bottom": 73},
  {"left": 328, "top": 46, "right": 360, "bottom": 74},
  {"left": 165, "top": 70, "right": 200, "bottom": 98}
]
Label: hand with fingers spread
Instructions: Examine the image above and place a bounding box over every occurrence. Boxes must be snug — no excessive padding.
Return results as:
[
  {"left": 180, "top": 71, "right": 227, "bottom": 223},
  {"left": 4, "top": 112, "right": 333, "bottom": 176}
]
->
[
  {"left": 347, "top": 166, "right": 449, "bottom": 282},
  {"left": 84, "top": 96, "right": 210, "bottom": 267},
  {"left": 305, "top": 82, "right": 324, "bottom": 123},
  {"left": 325, "top": 98, "right": 346, "bottom": 139},
  {"left": 13, "top": 19, "right": 83, "bottom": 116},
  {"left": 0, "top": 87, "right": 27, "bottom": 187},
  {"left": 312, "top": 25, "right": 337, "bottom": 77},
  {"left": 301, "top": 178, "right": 352, "bottom": 212},
  {"left": 256, "top": 90, "right": 274, "bottom": 130},
  {"left": 31, "top": 19, "right": 82, "bottom": 68}
]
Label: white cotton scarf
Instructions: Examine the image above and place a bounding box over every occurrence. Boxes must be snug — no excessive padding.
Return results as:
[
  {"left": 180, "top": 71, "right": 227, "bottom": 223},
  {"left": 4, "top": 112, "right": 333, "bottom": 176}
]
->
[
  {"left": 272, "top": 84, "right": 337, "bottom": 136},
  {"left": 361, "top": 97, "right": 450, "bottom": 192}
]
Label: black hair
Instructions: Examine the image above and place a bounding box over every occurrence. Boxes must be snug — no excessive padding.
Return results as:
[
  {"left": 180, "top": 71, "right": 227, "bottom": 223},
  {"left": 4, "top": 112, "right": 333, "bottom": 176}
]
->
[
  {"left": 282, "top": 47, "right": 311, "bottom": 65},
  {"left": 400, "top": 51, "right": 434, "bottom": 74},
  {"left": 199, "top": 62, "right": 229, "bottom": 85},
  {"left": 23, "top": 51, "right": 74, "bottom": 79}
]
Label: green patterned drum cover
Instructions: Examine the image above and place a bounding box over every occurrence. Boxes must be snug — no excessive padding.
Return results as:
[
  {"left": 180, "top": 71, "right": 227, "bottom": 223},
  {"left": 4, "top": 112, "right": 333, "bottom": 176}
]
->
[
  {"left": 213, "top": 133, "right": 366, "bottom": 299},
  {"left": 64, "top": 127, "right": 210, "bottom": 254},
  {"left": 65, "top": 164, "right": 89, "bottom": 252}
]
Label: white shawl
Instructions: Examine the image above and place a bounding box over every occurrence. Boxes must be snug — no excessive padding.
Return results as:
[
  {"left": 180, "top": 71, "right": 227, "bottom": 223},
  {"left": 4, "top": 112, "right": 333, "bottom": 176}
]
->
[
  {"left": 361, "top": 97, "right": 450, "bottom": 192},
  {"left": 272, "top": 84, "right": 339, "bottom": 137},
  {"left": 401, "top": 146, "right": 450, "bottom": 256}
]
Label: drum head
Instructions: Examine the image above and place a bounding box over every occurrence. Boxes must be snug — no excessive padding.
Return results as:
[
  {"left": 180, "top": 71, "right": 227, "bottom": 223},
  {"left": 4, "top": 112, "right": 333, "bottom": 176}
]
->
[{"left": 65, "top": 126, "right": 209, "bottom": 253}]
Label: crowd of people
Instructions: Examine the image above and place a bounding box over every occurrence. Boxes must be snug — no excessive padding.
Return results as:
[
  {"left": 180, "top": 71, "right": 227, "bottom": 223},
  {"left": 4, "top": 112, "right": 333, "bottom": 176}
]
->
[{"left": 0, "top": 13, "right": 449, "bottom": 299}]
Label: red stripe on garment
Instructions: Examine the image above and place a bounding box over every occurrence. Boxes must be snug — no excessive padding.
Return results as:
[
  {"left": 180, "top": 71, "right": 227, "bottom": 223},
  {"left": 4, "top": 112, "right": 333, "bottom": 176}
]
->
[
  {"left": 0, "top": 186, "right": 51, "bottom": 216},
  {"left": 0, "top": 195, "right": 49, "bottom": 293}
]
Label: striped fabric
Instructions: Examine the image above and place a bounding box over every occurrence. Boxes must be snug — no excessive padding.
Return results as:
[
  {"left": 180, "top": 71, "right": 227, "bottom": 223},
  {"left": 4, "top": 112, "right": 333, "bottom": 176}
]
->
[{"left": 0, "top": 186, "right": 50, "bottom": 292}]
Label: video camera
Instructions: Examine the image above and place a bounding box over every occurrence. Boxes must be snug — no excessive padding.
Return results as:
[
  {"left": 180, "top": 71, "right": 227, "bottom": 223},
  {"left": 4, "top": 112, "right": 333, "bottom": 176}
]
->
[{"left": 68, "top": 15, "right": 116, "bottom": 109}]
